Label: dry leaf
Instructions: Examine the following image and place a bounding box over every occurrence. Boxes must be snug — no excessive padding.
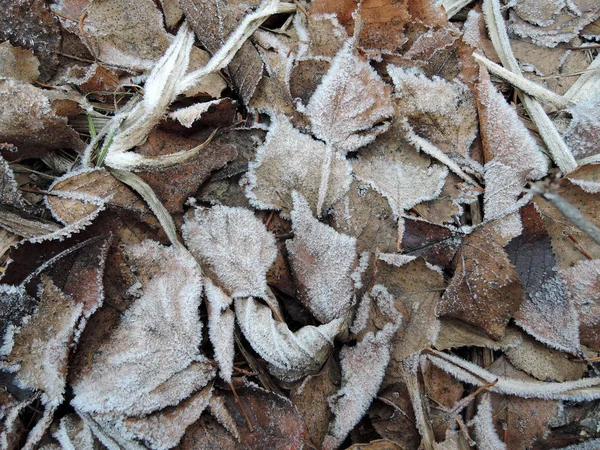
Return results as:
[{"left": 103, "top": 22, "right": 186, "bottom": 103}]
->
[
  {"left": 235, "top": 296, "right": 343, "bottom": 381},
  {"left": 244, "top": 113, "right": 352, "bottom": 218},
  {"left": 563, "top": 97, "right": 600, "bottom": 160},
  {"left": 287, "top": 192, "right": 357, "bottom": 323},
  {"left": 71, "top": 240, "right": 214, "bottom": 415},
  {"left": 304, "top": 39, "right": 394, "bottom": 153},
  {"left": 182, "top": 205, "right": 277, "bottom": 299},
  {"left": 7, "top": 276, "right": 82, "bottom": 406},
  {"left": 438, "top": 225, "right": 523, "bottom": 340},
  {"left": 506, "top": 203, "right": 580, "bottom": 353},
  {"left": 472, "top": 393, "right": 507, "bottom": 450},
  {"left": 324, "top": 322, "right": 399, "bottom": 450},
  {"left": 54, "top": 414, "right": 100, "bottom": 450},
  {"left": 204, "top": 279, "right": 236, "bottom": 382},
  {"left": 0, "top": 41, "right": 40, "bottom": 83},
  {"left": 401, "top": 217, "right": 462, "bottom": 268}
]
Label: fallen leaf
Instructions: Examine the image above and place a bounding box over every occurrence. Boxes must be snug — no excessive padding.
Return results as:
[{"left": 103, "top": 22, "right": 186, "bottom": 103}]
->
[
  {"left": 182, "top": 205, "right": 277, "bottom": 299},
  {"left": 235, "top": 296, "right": 342, "bottom": 381},
  {"left": 472, "top": 393, "right": 507, "bottom": 450},
  {"left": 0, "top": 0, "right": 60, "bottom": 81},
  {"left": 506, "top": 203, "right": 580, "bottom": 353},
  {"left": 0, "top": 41, "right": 40, "bottom": 83},
  {"left": 401, "top": 217, "right": 462, "bottom": 268},
  {"left": 53, "top": 413, "right": 99, "bottom": 450},
  {"left": 563, "top": 97, "right": 600, "bottom": 160},
  {"left": 438, "top": 224, "right": 523, "bottom": 340},
  {"left": 244, "top": 112, "right": 352, "bottom": 218},
  {"left": 287, "top": 192, "right": 357, "bottom": 323},
  {"left": 180, "top": 0, "right": 264, "bottom": 103},
  {"left": 204, "top": 279, "right": 236, "bottom": 382},
  {"left": 324, "top": 322, "right": 399, "bottom": 450},
  {"left": 305, "top": 39, "right": 394, "bottom": 153},
  {"left": 71, "top": 240, "right": 214, "bottom": 415}
]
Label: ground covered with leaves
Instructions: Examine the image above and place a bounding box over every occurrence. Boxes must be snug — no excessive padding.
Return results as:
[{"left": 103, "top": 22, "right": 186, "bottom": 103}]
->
[{"left": 1, "top": 0, "right": 600, "bottom": 449}]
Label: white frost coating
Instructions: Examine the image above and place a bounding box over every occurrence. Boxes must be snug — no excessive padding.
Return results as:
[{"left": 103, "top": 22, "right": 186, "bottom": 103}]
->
[
  {"left": 71, "top": 240, "right": 212, "bottom": 415},
  {"left": 168, "top": 99, "right": 223, "bottom": 128},
  {"left": 370, "top": 284, "right": 402, "bottom": 323},
  {"left": 350, "top": 293, "right": 372, "bottom": 334},
  {"left": 323, "top": 322, "right": 399, "bottom": 450},
  {"left": 378, "top": 253, "right": 417, "bottom": 267},
  {"left": 354, "top": 152, "right": 448, "bottom": 219},
  {"left": 54, "top": 414, "right": 96, "bottom": 450},
  {"left": 484, "top": 161, "right": 524, "bottom": 240},
  {"left": 182, "top": 206, "right": 277, "bottom": 299},
  {"left": 473, "top": 394, "right": 507, "bottom": 450},
  {"left": 350, "top": 251, "right": 370, "bottom": 290},
  {"left": 568, "top": 178, "right": 600, "bottom": 194},
  {"left": 209, "top": 395, "right": 240, "bottom": 441},
  {"left": 244, "top": 112, "right": 352, "bottom": 217},
  {"left": 427, "top": 350, "right": 600, "bottom": 401},
  {"left": 234, "top": 297, "right": 342, "bottom": 381},
  {"left": 305, "top": 39, "right": 394, "bottom": 153},
  {"left": 204, "top": 279, "right": 235, "bottom": 383},
  {"left": 287, "top": 192, "right": 357, "bottom": 323},
  {"left": 563, "top": 97, "right": 600, "bottom": 159}
]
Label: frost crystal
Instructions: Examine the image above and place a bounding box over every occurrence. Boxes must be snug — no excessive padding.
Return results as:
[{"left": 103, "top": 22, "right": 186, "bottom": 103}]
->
[
  {"left": 244, "top": 112, "right": 352, "bottom": 217},
  {"left": 182, "top": 205, "right": 277, "bottom": 299},
  {"left": 71, "top": 240, "right": 212, "bottom": 415},
  {"left": 235, "top": 297, "right": 342, "bottom": 381},
  {"left": 473, "top": 394, "right": 507, "bottom": 450},
  {"left": 204, "top": 279, "right": 235, "bottom": 382},
  {"left": 323, "top": 322, "right": 399, "bottom": 450},
  {"left": 287, "top": 192, "right": 357, "bottom": 323}
]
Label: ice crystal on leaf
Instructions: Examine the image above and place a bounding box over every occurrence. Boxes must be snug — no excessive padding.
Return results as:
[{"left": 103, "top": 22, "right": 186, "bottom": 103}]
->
[
  {"left": 287, "top": 192, "right": 357, "bottom": 323},
  {"left": 71, "top": 240, "right": 213, "bottom": 415},
  {"left": 304, "top": 39, "right": 394, "bottom": 154},
  {"left": 323, "top": 322, "right": 399, "bottom": 450},
  {"left": 244, "top": 112, "right": 352, "bottom": 217},
  {"left": 234, "top": 297, "right": 343, "bottom": 382},
  {"left": 473, "top": 394, "right": 507, "bottom": 450},
  {"left": 204, "top": 278, "right": 235, "bottom": 383},
  {"left": 182, "top": 205, "right": 277, "bottom": 299}
]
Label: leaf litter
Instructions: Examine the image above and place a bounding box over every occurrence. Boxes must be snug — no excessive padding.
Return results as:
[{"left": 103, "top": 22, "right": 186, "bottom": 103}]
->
[{"left": 1, "top": 0, "right": 600, "bottom": 449}]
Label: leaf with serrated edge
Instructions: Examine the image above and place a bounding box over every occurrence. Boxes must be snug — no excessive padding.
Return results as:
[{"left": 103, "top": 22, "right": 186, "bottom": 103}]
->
[
  {"left": 71, "top": 240, "right": 213, "bottom": 415},
  {"left": 182, "top": 205, "right": 277, "bottom": 299},
  {"left": 235, "top": 297, "right": 342, "bottom": 381},
  {"left": 244, "top": 112, "right": 352, "bottom": 218},
  {"left": 287, "top": 192, "right": 357, "bottom": 323}
]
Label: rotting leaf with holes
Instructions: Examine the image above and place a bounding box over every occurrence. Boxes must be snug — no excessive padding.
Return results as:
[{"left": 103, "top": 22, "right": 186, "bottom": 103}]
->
[
  {"left": 506, "top": 203, "right": 580, "bottom": 353},
  {"left": 438, "top": 223, "right": 523, "bottom": 340}
]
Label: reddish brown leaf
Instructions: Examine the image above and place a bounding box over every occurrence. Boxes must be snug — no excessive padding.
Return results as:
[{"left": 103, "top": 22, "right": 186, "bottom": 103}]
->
[
  {"left": 438, "top": 225, "right": 523, "bottom": 340},
  {"left": 401, "top": 217, "right": 462, "bottom": 268}
]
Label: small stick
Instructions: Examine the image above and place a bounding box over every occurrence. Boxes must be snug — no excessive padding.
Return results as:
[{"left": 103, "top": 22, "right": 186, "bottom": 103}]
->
[
  {"left": 228, "top": 382, "right": 254, "bottom": 432},
  {"left": 563, "top": 231, "right": 594, "bottom": 260}
]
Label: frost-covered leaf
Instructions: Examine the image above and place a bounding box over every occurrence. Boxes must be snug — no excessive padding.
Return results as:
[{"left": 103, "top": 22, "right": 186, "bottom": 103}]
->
[
  {"left": 0, "top": 79, "right": 84, "bottom": 156},
  {"left": 204, "top": 279, "right": 235, "bottom": 382},
  {"left": 94, "top": 385, "right": 213, "bottom": 450},
  {"left": 46, "top": 168, "right": 148, "bottom": 226},
  {"left": 182, "top": 205, "right": 277, "bottom": 299},
  {"left": 473, "top": 394, "right": 507, "bottom": 450},
  {"left": 168, "top": 99, "right": 224, "bottom": 128},
  {"left": 180, "top": 0, "right": 263, "bottom": 103},
  {"left": 438, "top": 225, "right": 523, "bottom": 340},
  {"left": 7, "top": 276, "right": 82, "bottom": 406},
  {"left": 563, "top": 97, "right": 600, "bottom": 160},
  {"left": 0, "top": 155, "right": 25, "bottom": 209},
  {"left": 561, "top": 259, "right": 600, "bottom": 351},
  {"left": 567, "top": 163, "right": 600, "bottom": 195},
  {"left": 287, "top": 192, "right": 357, "bottom": 323},
  {"left": 506, "top": 204, "right": 580, "bottom": 353},
  {"left": 323, "top": 322, "right": 399, "bottom": 450},
  {"left": 71, "top": 240, "right": 214, "bottom": 415},
  {"left": 353, "top": 141, "right": 448, "bottom": 220},
  {"left": 401, "top": 217, "right": 462, "bottom": 268},
  {"left": 54, "top": 414, "right": 100, "bottom": 450},
  {"left": 304, "top": 39, "right": 394, "bottom": 153},
  {"left": 388, "top": 65, "right": 478, "bottom": 159},
  {"left": 234, "top": 297, "right": 342, "bottom": 381},
  {"left": 244, "top": 113, "right": 352, "bottom": 218},
  {"left": 0, "top": 284, "right": 36, "bottom": 356},
  {"left": 0, "top": 41, "right": 40, "bottom": 83}
]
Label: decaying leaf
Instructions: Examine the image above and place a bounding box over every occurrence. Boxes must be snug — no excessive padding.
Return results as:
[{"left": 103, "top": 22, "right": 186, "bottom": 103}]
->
[
  {"left": 506, "top": 203, "right": 580, "bottom": 353},
  {"left": 324, "top": 322, "right": 399, "bottom": 450},
  {"left": 438, "top": 224, "right": 523, "bottom": 340},
  {"left": 71, "top": 240, "right": 214, "bottom": 415},
  {"left": 6, "top": 276, "right": 82, "bottom": 406},
  {"left": 244, "top": 112, "right": 352, "bottom": 217},
  {"left": 182, "top": 205, "right": 277, "bottom": 299},
  {"left": 304, "top": 39, "right": 394, "bottom": 153},
  {"left": 235, "top": 297, "right": 343, "bottom": 381}
]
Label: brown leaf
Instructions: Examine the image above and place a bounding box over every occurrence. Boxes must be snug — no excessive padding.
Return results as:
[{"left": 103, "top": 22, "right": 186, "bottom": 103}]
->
[
  {"left": 506, "top": 203, "right": 580, "bottom": 353},
  {"left": 0, "top": 0, "right": 60, "bottom": 81},
  {"left": 46, "top": 168, "right": 149, "bottom": 225},
  {"left": 181, "top": 0, "right": 263, "bottom": 103},
  {"left": 347, "top": 439, "right": 407, "bottom": 450},
  {"left": 438, "top": 225, "right": 523, "bottom": 340},
  {"left": 487, "top": 356, "right": 559, "bottom": 450},
  {"left": 563, "top": 98, "right": 600, "bottom": 160},
  {"left": 178, "top": 413, "right": 238, "bottom": 450},
  {"left": 423, "top": 364, "right": 464, "bottom": 442},
  {"left": 0, "top": 41, "right": 40, "bottom": 83},
  {"left": 0, "top": 79, "right": 84, "bottom": 158},
  {"left": 8, "top": 276, "right": 83, "bottom": 406},
  {"left": 401, "top": 216, "right": 462, "bottom": 268},
  {"left": 136, "top": 130, "right": 237, "bottom": 213}
]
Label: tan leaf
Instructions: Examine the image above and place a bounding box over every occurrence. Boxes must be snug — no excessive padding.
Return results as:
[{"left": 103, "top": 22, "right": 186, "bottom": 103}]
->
[
  {"left": 71, "top": 240, "right": 214, "bottom": 415},
  {"left": 0, "top": 41, "right": 40, "bottom": 83},
  {"left": 438, "top": 225, "right": 523, "bottom": 340},
  {"left": 244, "top": 113, "right": 352, "bottom": 218}
]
